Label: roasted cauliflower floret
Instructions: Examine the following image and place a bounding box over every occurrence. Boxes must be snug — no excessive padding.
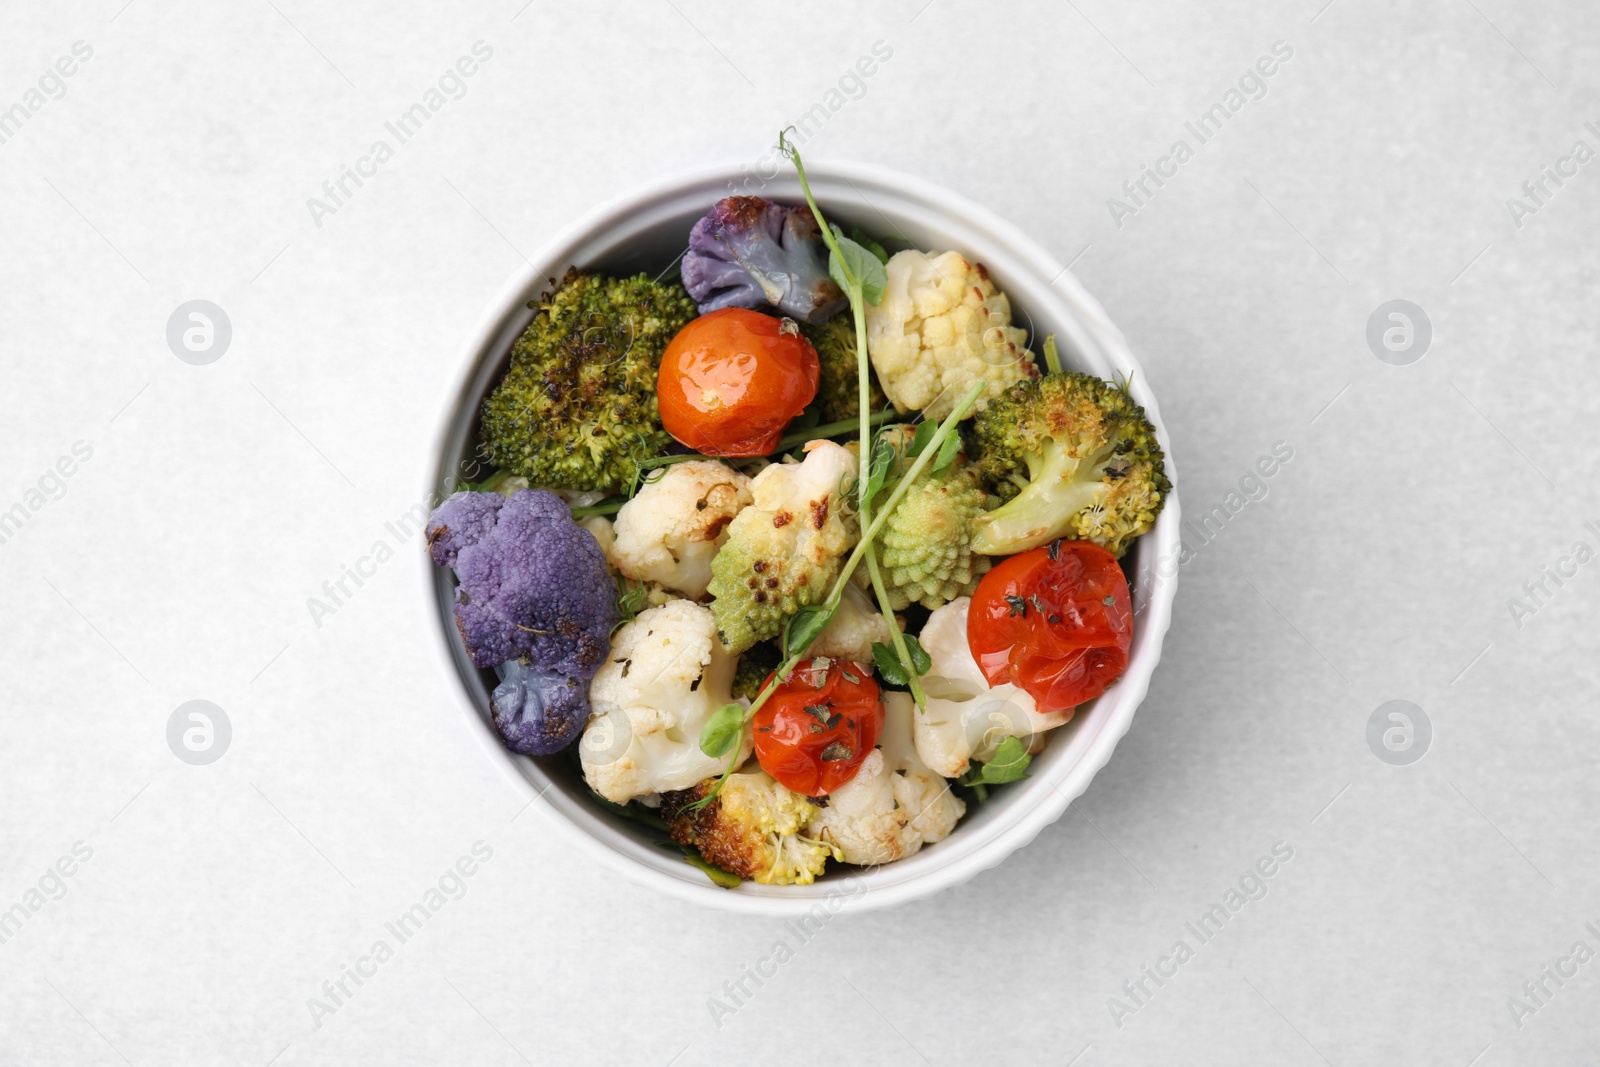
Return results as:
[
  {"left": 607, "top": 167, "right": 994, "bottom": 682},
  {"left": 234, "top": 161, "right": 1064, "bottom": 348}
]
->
[
  {"left": 662, "top": 770, "right": 838, "bottom": 885},
  {"left": 608, "top": 460, "right": 753, "bottom": 600},
  {"left": 706, "top": 441, "right": 859, "bottom": 654},
  {"left": 805, "top": 583, "right": 895, "bottom": 664},
  {"left": 580, "top": 600, "right": 750, "bottom": 804},
  {"left": 913, "top": 597, "right": 1074, "bottom": 778},
  {"left": 865, "top": 250, "right": 1037, "bottom": 421},
  {"left": 807, "top": 692, "right": 965, "bottom": 866}
]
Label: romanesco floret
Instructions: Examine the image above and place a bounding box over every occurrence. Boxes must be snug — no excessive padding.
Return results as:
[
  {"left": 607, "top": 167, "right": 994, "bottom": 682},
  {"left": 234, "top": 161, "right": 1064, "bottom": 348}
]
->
[
  {"left": 479, "top": 269, "right": 696, "bottom": 493},
  {"left": 874, "top": 454, "right": 997, "bottom": 611},
  {"left": 662, "top": 770, "right": 839, "bottom": 885},
  {"left": 864, "top": 250, "right": 1038, "bottom": 421},
  {"left": 967, "top": 370, "right": 1170, "bottom": 557},
  {"left": 706, "top": 441, "right": 859, "bottom": 654}
]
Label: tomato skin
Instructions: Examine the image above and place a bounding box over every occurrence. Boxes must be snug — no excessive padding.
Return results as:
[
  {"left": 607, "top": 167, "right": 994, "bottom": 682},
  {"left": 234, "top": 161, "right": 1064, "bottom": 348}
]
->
[
  {"left": 967, "top": 541, "right": 1133, "bottom": 713},
  {"left": 657, "top": 308, "right": 819, "bottom": 456},
  {"left": 751, "top": 659, "right": 883, "bottom": 796}
]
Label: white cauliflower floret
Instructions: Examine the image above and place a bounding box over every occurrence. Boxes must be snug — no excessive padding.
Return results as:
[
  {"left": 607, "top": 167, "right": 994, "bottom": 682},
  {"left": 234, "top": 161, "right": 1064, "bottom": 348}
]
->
[
  {"left": 808, "top": 692, "right": 965, "bottom": 866},
  {"left": 913, "top": 597, "right": 1074, "bottom": 778},
  {"left": 580, "top": 600, "right": 751, "bottom": 804},
  {"left": 609, "top": 460, "right": 753, "bottom": 600},
  {"left": 805, "top": 583, "right": 894, "bottom": 664},
  {"left": 865, "top": 250, "right": 1037, "bottom": 421},
  {"left": 580, "top": 515, "right": 615, "bottom": 557}
]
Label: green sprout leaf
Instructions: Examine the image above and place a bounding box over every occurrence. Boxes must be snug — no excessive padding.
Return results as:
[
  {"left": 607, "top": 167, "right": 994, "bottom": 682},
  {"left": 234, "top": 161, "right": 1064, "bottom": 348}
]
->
[
  {"left": 698, "top": 702, "right": 746, "bottom": 758},
  {"left": 683, "top": 853, "right": 742, "bottom": 889},
  {"left": 870, "top": 634, "right": 932, "bottom": 689},
  {"left": 870, "top": 641, "right": 908, "bottom": 687},
  {"left": 864, "top": 435, "right": 898, "bottom": 504},
  {"left": 783, "top": 603, "right": 835, "bottom": 657},
  {"left": 654, "top": 841, "right": 742, "bottom": 888},
  {"left": 611, "top": 579, "right": 649, "bottom": 635},
  {"left": 907, "top": 418, "right": 939, "bottom": 459},
  {"left": 849, "top": 226, "right": 889, "bottom": 264},
  {"left": 932, "top": 424, "right": 962, "bottom": 474},
  {"left": 829, "top": 230, "right": 888, "bottom": 306},
  {"left": 959, "top": 736, "right": 1033, "bottom": 792},
  {"left": 902, "top": 633, "right": 932, "bottom": 676}
]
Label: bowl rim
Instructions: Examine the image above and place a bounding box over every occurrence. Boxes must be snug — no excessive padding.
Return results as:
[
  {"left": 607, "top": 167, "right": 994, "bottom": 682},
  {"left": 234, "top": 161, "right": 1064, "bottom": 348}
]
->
[{"left": 421, "top": 158, "right": 1181, "bottom": 916}]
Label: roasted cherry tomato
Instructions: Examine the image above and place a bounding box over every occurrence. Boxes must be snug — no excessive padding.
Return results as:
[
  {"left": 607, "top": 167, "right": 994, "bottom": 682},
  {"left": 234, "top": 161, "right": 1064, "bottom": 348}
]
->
[
  {"left": 657, "top": 308, "right": 819, "bottom": 456},
  {"left": 751, "top": 658, "right": 883, "bottom": 796},
  {"left": 968, "top": 540, "right": 1133, "bottom": 712}
]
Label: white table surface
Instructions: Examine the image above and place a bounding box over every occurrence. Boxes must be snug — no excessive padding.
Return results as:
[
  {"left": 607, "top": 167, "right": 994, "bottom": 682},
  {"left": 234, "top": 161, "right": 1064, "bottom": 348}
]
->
[{"left": 4, "top": 0, "right": 1599, "bottom": 1063}]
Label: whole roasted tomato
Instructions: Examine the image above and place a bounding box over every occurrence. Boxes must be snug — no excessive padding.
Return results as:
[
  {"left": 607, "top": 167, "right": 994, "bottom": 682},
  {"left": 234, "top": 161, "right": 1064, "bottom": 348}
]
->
[
  {"left": 967, "top": 540, "right": 1133, "bottom": 713},
  {"left": 750, "top": 658, "right": 883, "bottom": 796},
  {"left": 656, "top": 308, "right": 819, "bottom": 456}
]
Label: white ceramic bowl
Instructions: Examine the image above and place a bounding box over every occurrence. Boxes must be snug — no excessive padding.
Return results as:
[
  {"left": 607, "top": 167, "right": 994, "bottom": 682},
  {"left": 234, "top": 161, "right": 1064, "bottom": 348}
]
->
[{"left": 423, "top": 161, "right": 1181, "bottom": 916}]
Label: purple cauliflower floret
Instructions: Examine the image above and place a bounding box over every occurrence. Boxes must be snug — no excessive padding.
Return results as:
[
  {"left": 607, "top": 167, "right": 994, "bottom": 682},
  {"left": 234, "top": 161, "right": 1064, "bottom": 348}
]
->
[
  {"left": 427, "top": 488, "right": 616, "bottom": 754},
  {"left": 490, "top": 659, "right": 591, "bottom": 755},
  {"left": 681, "top": 196, "right": 847, "bottom": 324}
]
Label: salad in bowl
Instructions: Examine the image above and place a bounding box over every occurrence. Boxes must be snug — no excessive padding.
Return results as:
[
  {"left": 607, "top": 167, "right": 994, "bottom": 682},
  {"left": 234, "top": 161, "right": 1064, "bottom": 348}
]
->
[{"left": 424, "top": 135, "right": 1175, "bottom": 899}]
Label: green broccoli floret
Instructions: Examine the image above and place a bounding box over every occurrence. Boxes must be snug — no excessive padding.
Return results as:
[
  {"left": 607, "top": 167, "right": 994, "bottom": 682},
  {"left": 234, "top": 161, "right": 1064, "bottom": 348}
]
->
[
  {"left": 706, "top": 442, "right": 858, "bottom": 654},
  {"left": 876, "top": 459, "right": 997, "bottom": 610},
  {"left": 731, "top": 641, "right": 782, "bottom": 700},
  {"left": 802, "top": 316, "right": 886, "bottom": 424},
  {"left": 967, "top": 371, "right": 1170, "bottom": 557},
  {"left": 479, "top": 268, "right": 696, "bottom": 493}
]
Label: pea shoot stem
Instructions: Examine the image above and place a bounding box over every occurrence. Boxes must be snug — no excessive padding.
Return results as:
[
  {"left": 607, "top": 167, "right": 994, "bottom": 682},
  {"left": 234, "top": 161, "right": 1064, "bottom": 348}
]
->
[
  {"left": 779, "top": 409, "right": 894, "bottom": 452},
  {"left": 784, "top": 128, "right": 927, "bottom": 708},
  {"left": 694, "top": 132, "right": 979, "bottom": 813},
  {"left": 568, "top": 497, "right": 626, "bottom": 518},
  {"left": 864, "top": 543, "right": 927, "bottom": 708},
  {"left": 630, "top": 411, "right": 895, "bottom": 480}
]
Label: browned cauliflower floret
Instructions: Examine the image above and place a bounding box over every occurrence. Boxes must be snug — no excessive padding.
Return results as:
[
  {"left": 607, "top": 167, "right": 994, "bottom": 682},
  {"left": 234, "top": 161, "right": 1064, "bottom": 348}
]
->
[
  {"left": 865, "top": 250, "right": 1037, "bottom": 420},
  {"left": 661, "top": 770, "right": 837, "bottom": 885},
  {"left": 608, "top": 460, "right": 753, "bottom": 600}
]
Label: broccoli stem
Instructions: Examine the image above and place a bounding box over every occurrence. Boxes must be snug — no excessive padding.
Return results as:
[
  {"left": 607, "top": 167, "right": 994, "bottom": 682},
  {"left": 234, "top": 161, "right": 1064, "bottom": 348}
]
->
[
  {"left": 971, "top": 440, "right": 1115, "bottom": 555},
  {"left": 1043, "top": 334, "right": 1064, "bottom": 376}
]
